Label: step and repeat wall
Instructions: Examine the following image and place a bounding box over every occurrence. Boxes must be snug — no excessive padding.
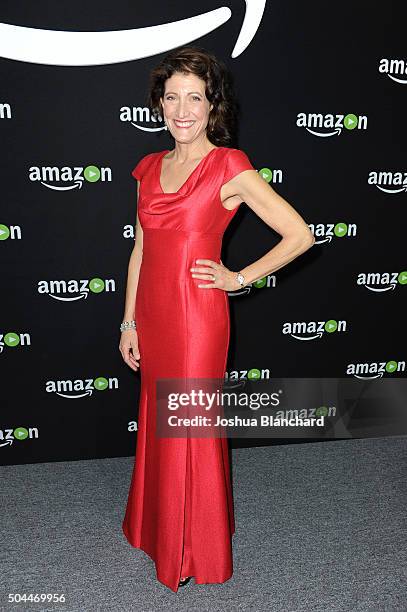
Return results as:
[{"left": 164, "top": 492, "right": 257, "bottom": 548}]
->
[{"left": 1, "top": 2, "right": 405, "bottom": 465}]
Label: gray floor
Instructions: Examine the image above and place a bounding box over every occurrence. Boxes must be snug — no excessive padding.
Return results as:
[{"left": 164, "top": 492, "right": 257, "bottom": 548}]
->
[{"left": 1, "top": 436, "right": 406, "bottom": 612}]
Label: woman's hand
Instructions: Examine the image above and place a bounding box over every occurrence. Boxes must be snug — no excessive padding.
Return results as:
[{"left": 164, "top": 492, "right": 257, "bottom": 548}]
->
[
  {"left": 119, "top": 329, "right": 140, "bottom": 372},
  {"left": 190, "top": 259, "right": 241, "bottom": 291}
]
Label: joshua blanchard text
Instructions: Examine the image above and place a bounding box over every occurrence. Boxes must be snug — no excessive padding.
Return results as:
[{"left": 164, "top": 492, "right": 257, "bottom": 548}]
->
[{"left": 167, "top": 415, "right": 325, "bottom": 427}]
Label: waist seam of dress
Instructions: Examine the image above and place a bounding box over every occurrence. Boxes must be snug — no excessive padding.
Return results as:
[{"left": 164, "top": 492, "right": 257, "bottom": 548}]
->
[{"left": 141, "top": 227, "right": 223, "bottom": 236}]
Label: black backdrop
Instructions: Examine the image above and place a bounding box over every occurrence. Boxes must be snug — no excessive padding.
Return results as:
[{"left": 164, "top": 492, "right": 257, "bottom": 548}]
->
[{"left": 1, "top": 1, "right": 405, "bottom": 465}]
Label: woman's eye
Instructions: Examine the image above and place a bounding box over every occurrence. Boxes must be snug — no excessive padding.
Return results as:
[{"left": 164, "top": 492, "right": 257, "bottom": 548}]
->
[{"left": 165, "top": 95, "right": 201, "bottom": 101}]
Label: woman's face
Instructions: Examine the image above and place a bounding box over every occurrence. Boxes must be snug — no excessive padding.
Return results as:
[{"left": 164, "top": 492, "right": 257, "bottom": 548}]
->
[{"left": 160, "top": 71, "right": 213, "bottom": 145}]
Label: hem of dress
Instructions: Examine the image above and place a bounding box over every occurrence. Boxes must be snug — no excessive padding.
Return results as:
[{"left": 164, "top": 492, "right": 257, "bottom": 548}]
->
[{"left": 122, "top": 520, "right": 236, "bottom": 593}]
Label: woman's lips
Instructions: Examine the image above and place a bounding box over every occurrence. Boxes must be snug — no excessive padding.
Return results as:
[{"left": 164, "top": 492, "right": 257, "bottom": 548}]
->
[{"left": 173, "top": 120, "right": 195, "bottom": 128}]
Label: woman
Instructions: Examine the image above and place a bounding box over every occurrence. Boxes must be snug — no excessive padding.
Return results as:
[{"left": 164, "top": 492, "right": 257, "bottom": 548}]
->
[{"left": 120, "top": 46, "right": 315, "bottom": 592}]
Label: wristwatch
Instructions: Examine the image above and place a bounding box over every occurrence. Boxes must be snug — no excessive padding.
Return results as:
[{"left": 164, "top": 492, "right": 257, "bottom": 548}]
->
[{"left": 236, "top": 272, "right": 245, "bottom": 288}]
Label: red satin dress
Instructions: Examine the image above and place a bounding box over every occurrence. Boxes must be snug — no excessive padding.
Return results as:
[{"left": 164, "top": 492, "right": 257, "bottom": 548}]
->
[{"left": 122, "top": 146, "right": 255, "bottom": 592}]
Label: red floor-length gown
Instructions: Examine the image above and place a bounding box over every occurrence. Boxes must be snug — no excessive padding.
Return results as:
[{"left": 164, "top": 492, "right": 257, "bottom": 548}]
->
[{"left": 122, "top": 146, "right": 255, "bottom": 592}]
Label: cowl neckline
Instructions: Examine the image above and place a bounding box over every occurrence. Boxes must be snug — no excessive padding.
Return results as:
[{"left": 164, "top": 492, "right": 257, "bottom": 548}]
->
[{"left": 156, "top": 146, "right": 225, "bottom": 196}]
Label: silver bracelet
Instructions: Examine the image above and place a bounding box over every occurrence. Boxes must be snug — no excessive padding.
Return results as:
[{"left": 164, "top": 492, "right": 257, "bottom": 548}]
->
[{"left": 120, "top": 320, "right": 136, "bottom": 332}]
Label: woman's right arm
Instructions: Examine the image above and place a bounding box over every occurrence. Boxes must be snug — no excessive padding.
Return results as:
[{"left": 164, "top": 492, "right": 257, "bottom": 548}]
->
[{"left": 119, "top": 182, "right": 143, "bottom": 372}]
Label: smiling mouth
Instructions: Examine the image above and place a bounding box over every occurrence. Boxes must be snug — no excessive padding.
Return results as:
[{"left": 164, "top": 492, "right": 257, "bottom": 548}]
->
[{"left": 174, "top": 120, "right": 195, "bottom": 128}]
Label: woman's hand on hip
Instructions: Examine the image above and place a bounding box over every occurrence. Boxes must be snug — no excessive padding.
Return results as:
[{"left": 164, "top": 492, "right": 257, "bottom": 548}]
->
[{"left": 190, "top": 259, "right": 241, "bottom": 291}]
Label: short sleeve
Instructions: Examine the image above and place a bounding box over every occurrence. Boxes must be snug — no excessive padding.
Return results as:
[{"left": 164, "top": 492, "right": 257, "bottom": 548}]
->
[
  {"left": 131, "top": 153, "right": 154, "bottom": 181},
  {"left": 222, "top": 148, "right": 255, "bottom": 185}
]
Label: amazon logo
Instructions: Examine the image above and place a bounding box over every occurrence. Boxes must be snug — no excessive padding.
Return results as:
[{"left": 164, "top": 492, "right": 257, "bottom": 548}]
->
[
  {"left": 282, "top": 319, "right": 348, "bottom": 341},
  {"left": 0, "top": 1, "right": 266, "bottom": 66},
  {"left": 0, "top": 427, "right": 39, "bottom": 448},
  {"left": 297, "top": 112, "right": 368, "bottom": 137},
  {"left": 38, "top": 277, "right": 116, "bottom": 299},
  {"left": 120, "top": 106, "right": 166, "bottom": 132},
  {"left": 46, "top": 376, "right": 119, "bottom": 398},
  {"left": 346, "top": 359, "right": 405, "bottom": 379},
  {"left": 379, "top": 57, "right": 407, "bottom": 85},
  {"left": 368, "top": 170, "right": 407, "bottom": 194},
  {"left": 29, "top": 165, "right": 112, "bottom": 190},
  {"left": 356, "top": 271, "right": 407, "bottom": 292},
  {"left": 309, "top": 222, "right": 358, "bottom": 245}
]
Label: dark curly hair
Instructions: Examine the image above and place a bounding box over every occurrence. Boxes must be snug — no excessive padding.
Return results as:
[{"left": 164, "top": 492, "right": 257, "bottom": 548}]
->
[{"left": 146, "top": 45, "right": 239, "bottom": 147}]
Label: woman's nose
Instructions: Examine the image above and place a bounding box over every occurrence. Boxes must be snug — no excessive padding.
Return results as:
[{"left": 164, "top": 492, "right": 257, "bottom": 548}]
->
[{"left": 176, "top": 100, "right": 190, "bottom": 118}]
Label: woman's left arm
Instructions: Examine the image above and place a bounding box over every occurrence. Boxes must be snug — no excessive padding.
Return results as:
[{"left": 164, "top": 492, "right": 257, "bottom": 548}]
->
[
  {"left": 192, "top": 169, "right": 315, "bottom": 291},
  {"left": 228, "top": 169, "right": 315, "bottom": 286}
]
